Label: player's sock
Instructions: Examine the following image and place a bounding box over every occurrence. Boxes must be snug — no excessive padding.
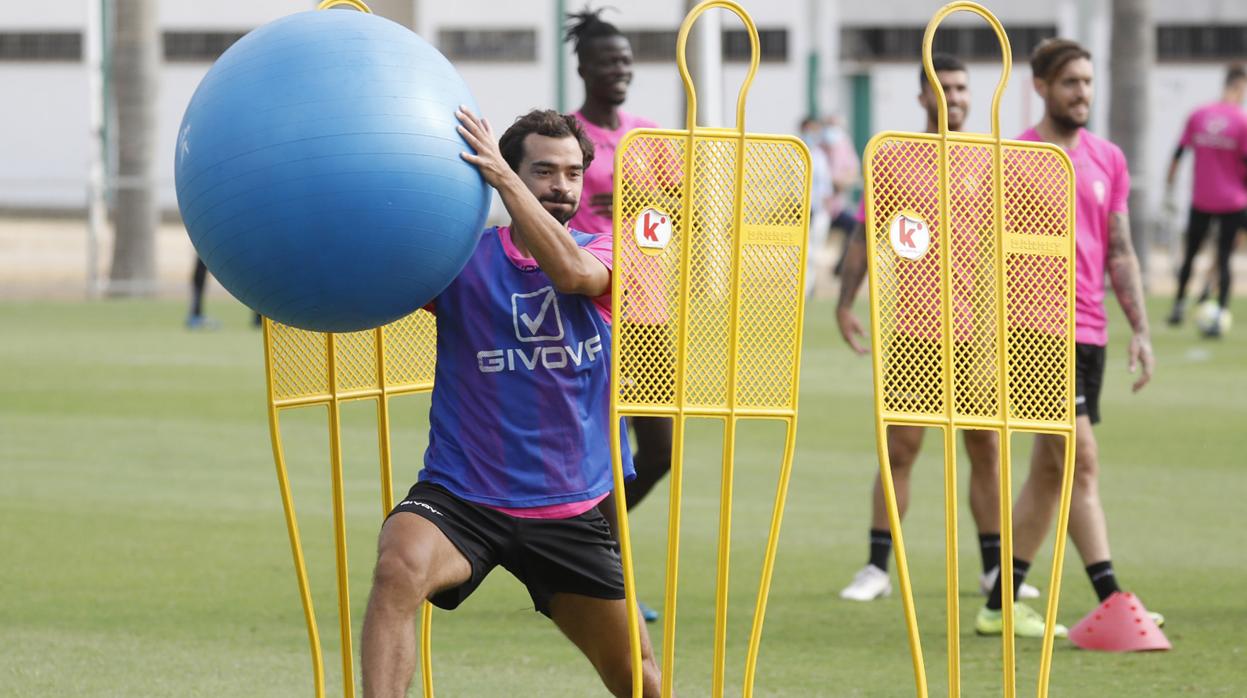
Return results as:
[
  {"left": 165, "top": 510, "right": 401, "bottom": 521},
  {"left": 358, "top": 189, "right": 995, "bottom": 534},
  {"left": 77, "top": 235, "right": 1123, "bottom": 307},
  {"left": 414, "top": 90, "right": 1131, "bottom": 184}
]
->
[
  {"left": 868, "top": 528, "right": 891, "bottom": 571},
  {"left": 1085, "top": 560, "right": 1121, "bottom": 602},
  {"left": 979, "top": 533, "right": 1001, "bottom": 574},
  {"left": 986, "top": 557, "right": 1030, "bottom": 611}
]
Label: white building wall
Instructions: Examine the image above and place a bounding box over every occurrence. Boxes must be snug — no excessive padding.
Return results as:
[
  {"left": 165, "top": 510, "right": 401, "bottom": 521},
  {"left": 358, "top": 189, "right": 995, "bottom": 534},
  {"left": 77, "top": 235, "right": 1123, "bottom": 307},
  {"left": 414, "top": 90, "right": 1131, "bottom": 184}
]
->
[
  {"left": 0, "top": 65, "right": 90, "bottom": 208},
  {"left": 1, "top": 0, "right": 1245, "bottom": 214}
]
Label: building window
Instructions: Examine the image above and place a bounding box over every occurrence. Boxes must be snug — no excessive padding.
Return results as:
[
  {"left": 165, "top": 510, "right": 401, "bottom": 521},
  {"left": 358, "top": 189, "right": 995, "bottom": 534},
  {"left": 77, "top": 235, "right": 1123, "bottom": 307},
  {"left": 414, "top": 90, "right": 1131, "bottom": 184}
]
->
[
  {"left": 623, "top": 29, "right": 678, "bottom": 62},
  {"left": 724, "top": 28, "right": 787, "bottom": 63},
  {"left": 438, "top": 29, "right": 537, "bottom": 62},
  {"left": 1158, "top": 25, "right": 1247, "bottom": 61},
  {"left": 622, "top": 28, "right": 788, "bottom": 63},
  {"left": 841, "top": 25, "right": 1056, "bottom": 62},
  {"left": 0, "top": 32, "right": 82, "bottom": 61},
  {"left": 163, "top": 31, "right": 248, "bottom": 62}
]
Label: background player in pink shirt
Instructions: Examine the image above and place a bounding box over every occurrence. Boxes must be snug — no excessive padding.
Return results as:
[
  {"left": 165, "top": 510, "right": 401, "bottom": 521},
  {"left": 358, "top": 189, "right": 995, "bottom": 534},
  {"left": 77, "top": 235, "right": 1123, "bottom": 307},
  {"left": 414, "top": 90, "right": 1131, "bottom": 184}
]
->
[
  {"left": 835, "top": 55, "right": 1033, "bottom": 605},
  {"left": 1164, "top": 64, "right": 1247, "bottom": 336},
  {"left": 564, "top": 7, "right": 668, "bottom": 624},
  {"left": 979, "top": 38, "right": 1160, "bottom": 639}
]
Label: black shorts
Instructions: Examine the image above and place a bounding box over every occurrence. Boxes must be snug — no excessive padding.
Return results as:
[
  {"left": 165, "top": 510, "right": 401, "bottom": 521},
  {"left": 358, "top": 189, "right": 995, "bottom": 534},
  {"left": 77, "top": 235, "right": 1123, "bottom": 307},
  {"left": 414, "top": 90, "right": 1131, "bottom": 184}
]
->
[
  {"left": 388, "top": 482, "right": 625, "bottom": 617},
  {"left": 1074, "top": 343, "right": 1106, "bottom": 424}
]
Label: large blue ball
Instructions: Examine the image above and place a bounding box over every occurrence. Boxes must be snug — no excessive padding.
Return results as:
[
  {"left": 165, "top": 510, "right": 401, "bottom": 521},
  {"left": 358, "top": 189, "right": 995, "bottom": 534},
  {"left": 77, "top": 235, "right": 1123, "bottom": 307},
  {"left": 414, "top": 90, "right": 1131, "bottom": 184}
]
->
[{"left": 175, "top": 10, "right": 488, "bottom": 333}]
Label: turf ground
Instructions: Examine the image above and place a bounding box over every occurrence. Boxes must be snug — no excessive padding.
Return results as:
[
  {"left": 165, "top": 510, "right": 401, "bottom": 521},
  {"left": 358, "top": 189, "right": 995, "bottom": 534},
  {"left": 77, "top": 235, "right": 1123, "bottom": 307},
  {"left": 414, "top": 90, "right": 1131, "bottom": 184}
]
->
[{"left": 2, "top": 297, "right": 1244, "bottom": 696}]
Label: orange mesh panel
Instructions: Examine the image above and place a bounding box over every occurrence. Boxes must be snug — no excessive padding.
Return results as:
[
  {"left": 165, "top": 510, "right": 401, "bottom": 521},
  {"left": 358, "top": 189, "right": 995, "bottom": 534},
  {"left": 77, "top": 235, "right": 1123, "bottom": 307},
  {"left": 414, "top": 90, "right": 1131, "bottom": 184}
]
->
[
  {"left": 1003, "top": 145, "right": 1074, "bottom": 424},
  {"left": 614, "top": 131, "right": 808, "bottom": 413},
  {"left": 615, "top": 135, "right": 686, "bottom": 408},
  {"left": 867, "top": 134, "right": 1074, "bottom": 429},
  {"left": 737, "top": 139, "right": 806, "bottom": 409},
  {"left": 869, "top": 137, "right": 944, "bottom": 417}
]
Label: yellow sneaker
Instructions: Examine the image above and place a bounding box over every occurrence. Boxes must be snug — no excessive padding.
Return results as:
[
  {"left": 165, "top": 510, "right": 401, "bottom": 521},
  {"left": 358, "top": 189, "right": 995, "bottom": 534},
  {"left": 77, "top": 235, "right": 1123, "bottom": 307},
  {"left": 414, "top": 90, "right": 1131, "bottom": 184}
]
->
[{"left": 976, "top": 602, "right": 1068, "bottom": 639}]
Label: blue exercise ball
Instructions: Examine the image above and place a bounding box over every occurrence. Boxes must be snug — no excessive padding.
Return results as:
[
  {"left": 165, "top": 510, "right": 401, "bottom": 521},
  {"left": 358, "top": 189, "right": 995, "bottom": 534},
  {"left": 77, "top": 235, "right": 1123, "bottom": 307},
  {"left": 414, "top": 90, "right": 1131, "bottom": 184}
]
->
[{"left": 175, "top": 9, "right": 489, "bottom": 333}]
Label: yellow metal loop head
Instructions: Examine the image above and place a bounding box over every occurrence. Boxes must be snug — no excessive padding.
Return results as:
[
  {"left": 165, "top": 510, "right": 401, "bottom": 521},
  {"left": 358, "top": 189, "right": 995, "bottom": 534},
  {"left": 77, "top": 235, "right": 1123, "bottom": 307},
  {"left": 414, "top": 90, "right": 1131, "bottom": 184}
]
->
[
  {"left": 922, "top": 1, "right": 1011, "bottom": 138},
  {"left": 676, "top": 0, "right": 759, "bottom": 134},
  {"left": 317, "top": 0, "right": 373, "bottom": 12}
]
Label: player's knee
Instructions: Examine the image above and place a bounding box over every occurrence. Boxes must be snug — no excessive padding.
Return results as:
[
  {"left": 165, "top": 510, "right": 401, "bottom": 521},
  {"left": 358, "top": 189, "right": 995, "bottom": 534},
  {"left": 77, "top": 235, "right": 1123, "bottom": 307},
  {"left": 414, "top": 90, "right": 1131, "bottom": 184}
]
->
[
  {"left": 887, "top": 428, "right": 922, "bottom": 469},
  {"left": 889, "top": 442, "right": 920, "bottom": 472},
  {"left": 371, "top": 547, "right": 431, "bottom": 607},
  {"left": 963, "top": 430, "right": 1000, "bottom": 465},
  {"left": 1073, "top": 451, "right": 1100, "bottom": 485}
]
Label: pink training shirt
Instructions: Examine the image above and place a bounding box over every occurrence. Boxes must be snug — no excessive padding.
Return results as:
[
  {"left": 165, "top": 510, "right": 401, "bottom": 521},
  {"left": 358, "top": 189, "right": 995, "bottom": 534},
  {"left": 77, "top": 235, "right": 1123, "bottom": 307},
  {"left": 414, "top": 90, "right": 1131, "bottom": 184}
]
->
[
  {"left": 1179, "top": 101, "right": 1247, "bottom": 214},
  {"left": 1018, "top": 127, "right": 1130, "bottom": 347},
  {"left": 572, "top": 109, "right": 677, "bottom": 328},
  {"left": 859, "top": 154, "right": 990, "bottom": 343},
  {"left": 570, "top": 110, "right": 662, "bottom": 236}
]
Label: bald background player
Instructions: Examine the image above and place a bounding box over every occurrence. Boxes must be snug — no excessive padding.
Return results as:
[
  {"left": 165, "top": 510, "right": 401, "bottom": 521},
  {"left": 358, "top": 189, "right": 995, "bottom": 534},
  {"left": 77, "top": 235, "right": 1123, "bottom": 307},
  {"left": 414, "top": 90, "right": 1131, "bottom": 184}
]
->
[{"left": 836, "top": 54, "right": 1038, "bottom": 604}]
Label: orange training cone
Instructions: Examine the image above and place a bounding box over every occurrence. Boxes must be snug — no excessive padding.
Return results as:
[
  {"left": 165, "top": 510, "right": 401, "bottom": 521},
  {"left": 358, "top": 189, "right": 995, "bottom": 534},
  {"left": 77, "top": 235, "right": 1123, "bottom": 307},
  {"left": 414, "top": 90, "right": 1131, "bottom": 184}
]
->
[{"left": 1069, "top": 591, "right": 1170, "bottom": 652}]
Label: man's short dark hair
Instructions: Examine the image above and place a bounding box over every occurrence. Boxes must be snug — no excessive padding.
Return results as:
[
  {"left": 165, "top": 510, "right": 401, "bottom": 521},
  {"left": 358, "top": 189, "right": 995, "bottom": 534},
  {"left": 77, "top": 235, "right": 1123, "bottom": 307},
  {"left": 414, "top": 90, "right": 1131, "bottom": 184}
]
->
[
  {"left": 498, "top": 109, "right": 595, "bottom": 172},
  {"left": 919, "top": 53, "right": 967, "bottom": 89},
  {"left": 1030, "top": 38, "right": 1091, "bottom": 82},
  {"left": 1226, "top": 64, "right": 1247, "bottom": 87}
]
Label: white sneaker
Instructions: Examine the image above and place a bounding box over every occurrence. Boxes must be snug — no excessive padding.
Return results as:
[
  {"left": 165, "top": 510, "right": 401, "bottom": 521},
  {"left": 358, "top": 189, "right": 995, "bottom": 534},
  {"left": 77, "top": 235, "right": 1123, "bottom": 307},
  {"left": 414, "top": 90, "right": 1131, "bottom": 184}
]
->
[
  {"left": 840, "top": 564, "right": 892, "bottom": 601},
  {"left": 980, "top": 566, "right": 1040, "bottom": 600}
]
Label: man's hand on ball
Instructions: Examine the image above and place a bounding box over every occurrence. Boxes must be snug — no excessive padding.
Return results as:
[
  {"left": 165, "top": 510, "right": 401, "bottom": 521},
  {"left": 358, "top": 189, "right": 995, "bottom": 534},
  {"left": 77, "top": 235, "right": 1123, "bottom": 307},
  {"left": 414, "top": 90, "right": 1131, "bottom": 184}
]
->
[{"left": 457, "top": 106, "right": 511, "bottom": 189}]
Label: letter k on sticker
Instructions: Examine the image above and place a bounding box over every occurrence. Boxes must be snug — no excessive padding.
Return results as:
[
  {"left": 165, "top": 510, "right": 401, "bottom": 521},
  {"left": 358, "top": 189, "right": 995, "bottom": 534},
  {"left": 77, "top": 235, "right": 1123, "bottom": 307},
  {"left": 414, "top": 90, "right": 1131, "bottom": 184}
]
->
[{"left": 511, "top": 286, "right": 564, "bottom": 342}]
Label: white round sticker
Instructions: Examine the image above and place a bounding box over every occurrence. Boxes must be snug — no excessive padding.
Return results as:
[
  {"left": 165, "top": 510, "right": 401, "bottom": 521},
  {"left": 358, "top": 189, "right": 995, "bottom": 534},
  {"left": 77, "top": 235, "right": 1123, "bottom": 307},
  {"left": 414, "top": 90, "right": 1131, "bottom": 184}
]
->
[
  {"left": 888, "top": 213, "right": 931, "bottom": 261},
  {"left": 633, "top": 208, "right": 672, "bottom": 255}
]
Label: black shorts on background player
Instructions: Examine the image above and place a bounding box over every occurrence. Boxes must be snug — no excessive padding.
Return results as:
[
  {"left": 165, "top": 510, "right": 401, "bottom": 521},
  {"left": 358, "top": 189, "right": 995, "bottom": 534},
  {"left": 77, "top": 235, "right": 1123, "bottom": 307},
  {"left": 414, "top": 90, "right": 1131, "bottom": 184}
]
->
[{"left": 1074, "top": 343, "right": 1106, "bottom": 424}]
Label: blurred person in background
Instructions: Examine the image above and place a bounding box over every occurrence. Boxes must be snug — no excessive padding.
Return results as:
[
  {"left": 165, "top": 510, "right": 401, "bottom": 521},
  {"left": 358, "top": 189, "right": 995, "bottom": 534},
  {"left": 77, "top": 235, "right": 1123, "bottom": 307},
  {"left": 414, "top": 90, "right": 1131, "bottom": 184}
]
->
[
  {"left": 1164, "top": 64, "right": 1247, "bottom": 337},
  {"left": 564, "top": 5, "right": 666, "bottom": 625}
]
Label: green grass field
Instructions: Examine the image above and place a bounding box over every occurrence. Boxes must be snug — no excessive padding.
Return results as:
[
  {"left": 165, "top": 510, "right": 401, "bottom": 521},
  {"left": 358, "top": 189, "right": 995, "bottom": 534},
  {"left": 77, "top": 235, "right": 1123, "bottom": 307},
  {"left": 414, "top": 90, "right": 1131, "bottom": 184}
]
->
[{"left": 2, "top": 297, "right": 1244, "bottom": 696}]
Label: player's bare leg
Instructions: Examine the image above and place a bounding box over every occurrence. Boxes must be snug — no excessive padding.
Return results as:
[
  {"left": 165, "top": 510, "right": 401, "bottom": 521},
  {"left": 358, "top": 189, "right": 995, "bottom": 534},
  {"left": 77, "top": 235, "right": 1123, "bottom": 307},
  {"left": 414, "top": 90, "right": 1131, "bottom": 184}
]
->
[
  {"left": 361, "top": 513, "right": 473, "bottom": 698},
  {"left": 974, "top": 430, "right": 1071, "bottom": 637},
  {"left": 841, "top": 426, "right": 925, "bottom": 600},
  {"left": 964, "top": 429, "right": 1001, "bottom": 534},
  {"left": 549, "top": 593, "right": 662, "bottom": 697},
  {"left": 1009, "top": 432, "right": 1067, "bottom": 563},
  {"left": 1059, "top": 418, "right": 1111, "bottom": 563},
  {"left": 870, "top": 425, "right": 925, "bottom": 529},
  {"left": 1011, "top": 417, "right": 1107, "bottom": 564}
]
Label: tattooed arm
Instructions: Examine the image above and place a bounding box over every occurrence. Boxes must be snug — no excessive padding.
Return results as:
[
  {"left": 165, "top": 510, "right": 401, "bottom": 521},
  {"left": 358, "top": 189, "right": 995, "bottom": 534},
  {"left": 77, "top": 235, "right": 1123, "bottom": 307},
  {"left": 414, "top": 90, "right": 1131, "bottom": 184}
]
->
[{"left": 1106, "top": 211, "right": 1154, "bottom": 392}]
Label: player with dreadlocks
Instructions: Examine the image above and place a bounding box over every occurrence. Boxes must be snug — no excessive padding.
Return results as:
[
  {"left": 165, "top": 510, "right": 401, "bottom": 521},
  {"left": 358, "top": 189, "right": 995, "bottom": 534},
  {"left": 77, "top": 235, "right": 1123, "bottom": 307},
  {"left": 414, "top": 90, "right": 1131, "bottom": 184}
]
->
[{"left": 565, "top": 5, "right": 668, "bottom": 625}]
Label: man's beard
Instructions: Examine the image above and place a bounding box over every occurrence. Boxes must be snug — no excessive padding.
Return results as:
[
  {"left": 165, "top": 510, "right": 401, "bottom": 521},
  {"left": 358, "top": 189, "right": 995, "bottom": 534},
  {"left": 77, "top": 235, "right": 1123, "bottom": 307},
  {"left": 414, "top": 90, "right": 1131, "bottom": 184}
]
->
[
  {"left": 1049, "top": 104, "right": 1088, "bottom": 132},
  {"left": 925, "top": 106, "right": 966, "bottom": 131},
  {"left": 541, "top": 195, "right": 578, "bottom": 224}
]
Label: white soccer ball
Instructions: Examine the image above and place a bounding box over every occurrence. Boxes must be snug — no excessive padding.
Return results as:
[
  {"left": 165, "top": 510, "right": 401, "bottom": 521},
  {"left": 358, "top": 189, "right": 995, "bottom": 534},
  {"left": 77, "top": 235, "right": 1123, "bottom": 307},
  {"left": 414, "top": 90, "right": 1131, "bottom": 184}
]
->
[{"left": 1195, "top": 300, "right": 1231, "bottom": 335}]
